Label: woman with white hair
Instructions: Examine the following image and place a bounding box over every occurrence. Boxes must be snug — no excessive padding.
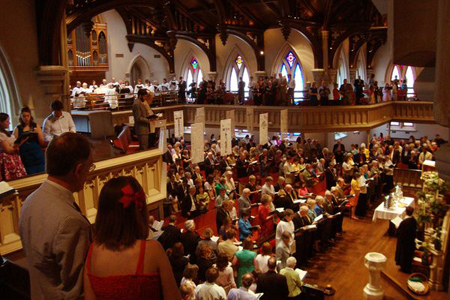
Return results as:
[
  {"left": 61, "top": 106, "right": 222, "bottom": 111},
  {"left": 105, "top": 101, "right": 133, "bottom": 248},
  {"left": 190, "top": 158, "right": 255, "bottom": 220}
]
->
[
  {"left": 280, "top": 257, "right": 304, "bottom": 299},
  {"left": 179, "top": 220, "right": 200, "bottom": 263}
]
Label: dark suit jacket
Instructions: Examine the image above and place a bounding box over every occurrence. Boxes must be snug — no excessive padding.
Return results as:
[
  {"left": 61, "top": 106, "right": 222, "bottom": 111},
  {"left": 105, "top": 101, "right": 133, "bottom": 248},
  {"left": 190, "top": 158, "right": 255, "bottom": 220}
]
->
[
  {"left": 158, "top": 224, "right": 181, "bottom": 250},
  {"left": 274, "top": 195, "right": 293, "bottom": 210},
  {"left": 204, "top": 157, "right": 215, "bottom": 175},
  {"left": 180, "top": 231, "right": 200, "bottom": 263},
  {"left": 216, "top": 207, "right": 229, "bottom": 231},
  {"left": 132, "top": 99, "right": 150, "bottom": 135},
  {"left": 325, "top": 168, "right": 337, "bottom": 190},
  {"left": 256, "top": 270, "right": 289, "bottom": 300}
]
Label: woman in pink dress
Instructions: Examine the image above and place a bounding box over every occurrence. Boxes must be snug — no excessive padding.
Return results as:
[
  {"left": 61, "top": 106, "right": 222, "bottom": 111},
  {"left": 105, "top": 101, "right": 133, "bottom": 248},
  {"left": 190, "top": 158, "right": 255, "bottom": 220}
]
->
[
  {"left": 258, "top": 194, "right": 274, "bottom": 240},
  {"left": 0, "top": 113, "right": 27, "bottom": 180},
  {"left": 84, "top": 176, "right": 181, "bottom": 300}
]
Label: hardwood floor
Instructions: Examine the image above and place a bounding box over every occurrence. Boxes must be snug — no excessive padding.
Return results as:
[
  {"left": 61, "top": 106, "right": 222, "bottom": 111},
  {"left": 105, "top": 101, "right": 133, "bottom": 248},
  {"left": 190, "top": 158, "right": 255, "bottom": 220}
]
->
[{"left": 302, "top": 206, "right": 448, "bottom": 300}]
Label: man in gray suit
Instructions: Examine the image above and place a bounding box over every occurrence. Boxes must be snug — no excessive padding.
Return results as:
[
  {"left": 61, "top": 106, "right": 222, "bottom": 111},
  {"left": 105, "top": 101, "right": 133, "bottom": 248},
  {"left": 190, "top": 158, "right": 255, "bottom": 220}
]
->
[
  {"left": 19, "top": 132, "right": 94, "bottom": 300},
  {"left": 238, "top": 188, "right": 252, "bottom": 218},
  {"left": 133, "top": 89, "right": 151, "bottom": 150}
]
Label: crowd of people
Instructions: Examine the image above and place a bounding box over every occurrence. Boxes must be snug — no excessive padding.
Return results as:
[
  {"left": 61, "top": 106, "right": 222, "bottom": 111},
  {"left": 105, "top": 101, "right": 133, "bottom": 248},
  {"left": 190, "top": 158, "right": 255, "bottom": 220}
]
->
[
  {"left": 153, "top": 131, "right": 445, "bottom": 299},
  {"left": 11, "top": 123, "right": 444, "bottom": 300},
  {"left": 70, "top": 72, "right": 411, "bottom": 109},
  {"left": 0, "top": 100, "right": 76, "bottom": 180}
]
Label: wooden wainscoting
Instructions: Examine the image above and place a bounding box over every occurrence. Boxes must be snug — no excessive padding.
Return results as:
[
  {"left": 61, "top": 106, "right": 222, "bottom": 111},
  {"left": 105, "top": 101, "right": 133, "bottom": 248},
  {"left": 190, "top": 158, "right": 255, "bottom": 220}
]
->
[
  {"left": 394, "top": 168, "right": 424, "bottom": 189},
  {"left": 0, "top": 148, "right": 165, "bottom": 255}
]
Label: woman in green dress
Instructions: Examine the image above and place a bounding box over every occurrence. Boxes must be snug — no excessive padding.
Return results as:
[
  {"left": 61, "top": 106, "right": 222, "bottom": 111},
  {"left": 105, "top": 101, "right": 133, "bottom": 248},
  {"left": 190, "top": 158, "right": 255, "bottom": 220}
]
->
[{"left": 232, "top": 238, "right": 256, "bottom": 287}]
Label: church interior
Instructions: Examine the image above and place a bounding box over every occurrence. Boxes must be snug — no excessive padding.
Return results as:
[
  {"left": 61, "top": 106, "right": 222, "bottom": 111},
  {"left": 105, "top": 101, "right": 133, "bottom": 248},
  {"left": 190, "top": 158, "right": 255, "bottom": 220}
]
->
[{"left": 0, "top": 0, "right": 450, "bottom": 299}]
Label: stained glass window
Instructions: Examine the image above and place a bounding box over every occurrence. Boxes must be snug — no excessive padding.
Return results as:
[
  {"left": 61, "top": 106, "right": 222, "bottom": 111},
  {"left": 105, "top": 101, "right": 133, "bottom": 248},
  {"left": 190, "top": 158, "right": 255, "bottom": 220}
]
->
[
  {"left": 236, "top": 55, "right": 243, "bottom": 69},
  {"left": 191, "top": 58, "right": 199, "bottom": 71},
  {"left": 281, "top": 64, "right": 288, "bottom": 79},
  {"left": 286, "top": 51, "right": 296, "bottom": 68},
  {"left": 294, "top": 64, "right": 304, "bottom": 99},
  {"left": 391, "top": 66, "right": 400, "bottom": 82},
  {"left": 187, "top": 70, "right": 193, "bottom": 88},
  {"left": 230, "top": 69, "right": 238, "bottom": 92},
  {"left": 405, "top": 66, "right": 414, "bottom": 95}
]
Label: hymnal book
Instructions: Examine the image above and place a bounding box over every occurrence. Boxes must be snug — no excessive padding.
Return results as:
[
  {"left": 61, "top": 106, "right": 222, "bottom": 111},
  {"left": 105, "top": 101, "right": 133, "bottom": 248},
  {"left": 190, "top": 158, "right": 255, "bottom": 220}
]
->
[
  {"left": 295, "top": 268, "right": 308, "bottom": 281},
  {"left": 314, "top": 215, "right": 323, "bottom": 223},
  {"left": 249, "top": 226, "right": 259, "bottom": 231},
  {"left": 147, "top": 113, "right": 163, "bottom": 119},
  {"left": 151, "top": 220, "right": 163, "bottom": 231},
  {"left": 233, "top": 241, "right": 243, "bottom": 246},
  {"left": 14, "top": 131, "right": 38, "bottom": 144},
  {"left": 391, "top": 216, "right": 403, "bottom": 229},
  {"left": 254, "top": 293, "right": 264, "bottom": 299},
  {"left": 250, "top": 161, "right": 258, "bottom": 165},
  {"left": 294, "top": 199, "right": 307, "bottom": 204},
  {"left": 303, "top": 225, "right": 317, "bottom": 230},
  {"left": 211, "top": 236, "right": 220, "bottom": 243},
  {"left": 275, "top": 207, "right": 285, "bottom": 213},
  {"left": 0, "top": 181, "right": 15, "bottom": 199}
]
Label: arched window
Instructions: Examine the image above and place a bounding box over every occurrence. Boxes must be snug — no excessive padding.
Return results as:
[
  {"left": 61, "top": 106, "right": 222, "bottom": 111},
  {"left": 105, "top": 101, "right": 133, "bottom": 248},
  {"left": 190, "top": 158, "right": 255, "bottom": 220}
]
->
[
  {"left": 278, "top": 50, "right": 305, "bottom": 103},
  {"left": 405, "top": 66, "right": 415, "bottom": 96},
  {"left": 391, "top": 65, "right": 401, "bottom": 82},
  {"left": 390, "top": 65, "right": 416, "bottom": 97},
  {"left": 227, "top": 55, "right": 250, "bottom": 98},
  {"left": 336, "top": 49, "right": 349, "bottom": 87},
  {"left": 186, "top": 57, "right": 203, "bottom": 89},
  {"left": 0, "top": 47, "right": 20, "bottom": 126}
]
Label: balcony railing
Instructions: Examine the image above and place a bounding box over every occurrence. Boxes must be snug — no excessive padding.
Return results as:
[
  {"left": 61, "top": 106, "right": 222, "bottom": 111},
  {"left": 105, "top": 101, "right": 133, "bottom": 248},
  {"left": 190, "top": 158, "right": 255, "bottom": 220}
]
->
[
  {"left": 0, "top": 148, "right": 166, "bottom": 255},
  {"left": 131, "top": 101, "right": 434, "bottom": 133}
]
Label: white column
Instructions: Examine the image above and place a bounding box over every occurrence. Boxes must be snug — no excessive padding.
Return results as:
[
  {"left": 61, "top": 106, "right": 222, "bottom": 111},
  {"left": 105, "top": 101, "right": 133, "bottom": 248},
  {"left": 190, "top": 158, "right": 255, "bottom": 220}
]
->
[{"left": 363, "top": 252, "right": 387, "bottom": 300}]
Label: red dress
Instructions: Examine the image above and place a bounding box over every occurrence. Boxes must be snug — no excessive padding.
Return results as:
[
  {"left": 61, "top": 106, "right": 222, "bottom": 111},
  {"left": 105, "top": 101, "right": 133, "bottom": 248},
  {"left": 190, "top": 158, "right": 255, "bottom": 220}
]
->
[
  {"left": 87, "top": 240, "right": 161, "bottom": 300},
  {"left": 258, "top": 205, "right": 274, "bottom": 239}
]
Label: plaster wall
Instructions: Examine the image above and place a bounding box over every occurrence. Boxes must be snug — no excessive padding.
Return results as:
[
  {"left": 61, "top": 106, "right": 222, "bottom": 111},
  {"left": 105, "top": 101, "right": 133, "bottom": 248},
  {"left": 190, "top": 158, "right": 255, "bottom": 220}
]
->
[
  {"left": 174, "top": 39, "right": 210, "bottom": 79},
  {"left": 264, "top": 28, "right": 314, "bottom": 83},
  {"left": 370, "top": 123, "right": 449, "bottom": 141},
  {"left": 0, "top": 0, "right": 44, "bottom": 124},
  {"left": 102, "top": 10, "right": 170, "bottom": 83}
]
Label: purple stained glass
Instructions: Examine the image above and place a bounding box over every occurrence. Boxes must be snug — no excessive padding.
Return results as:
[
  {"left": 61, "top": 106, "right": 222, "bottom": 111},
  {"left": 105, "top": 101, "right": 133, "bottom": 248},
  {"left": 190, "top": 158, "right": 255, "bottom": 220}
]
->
[
  {"left": 286, "top": 51, "right": 296, "bottom": 68},
  {"left": 191, "top": 58, "right": 199, "bottom": 70}
]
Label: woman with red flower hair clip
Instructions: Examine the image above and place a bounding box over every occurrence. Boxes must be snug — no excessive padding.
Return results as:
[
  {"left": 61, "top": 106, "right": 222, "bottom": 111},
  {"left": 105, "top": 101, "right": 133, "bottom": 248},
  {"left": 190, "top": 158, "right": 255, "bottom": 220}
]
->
[{"left": 84, "top": 176, "right": 181, "bottom": 300}]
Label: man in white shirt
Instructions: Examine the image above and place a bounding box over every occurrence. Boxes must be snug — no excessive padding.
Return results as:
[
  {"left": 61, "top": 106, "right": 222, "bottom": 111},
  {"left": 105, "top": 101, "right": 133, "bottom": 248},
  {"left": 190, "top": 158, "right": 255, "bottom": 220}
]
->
[
  {"left": 261, "top": 176, "right": 275, "bottom": 198},
  {"left": 42, "top": 100, "right": 76, "bottom": 142},
  {"left": 228, "top": 273, "right": 258, "bottom": 300},
  {"left": 276, "top": 209, "right": 295, "bottom": 245},
  {"left": 195, "top": 267, "right": 227, "bottom": 300}
]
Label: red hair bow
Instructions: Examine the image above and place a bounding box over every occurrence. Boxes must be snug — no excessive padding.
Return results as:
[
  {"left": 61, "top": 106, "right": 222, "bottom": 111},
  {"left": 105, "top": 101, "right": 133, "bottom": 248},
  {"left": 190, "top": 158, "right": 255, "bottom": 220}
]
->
[{"left": 119, "top": 185, "right": 146, "bottom": 210}]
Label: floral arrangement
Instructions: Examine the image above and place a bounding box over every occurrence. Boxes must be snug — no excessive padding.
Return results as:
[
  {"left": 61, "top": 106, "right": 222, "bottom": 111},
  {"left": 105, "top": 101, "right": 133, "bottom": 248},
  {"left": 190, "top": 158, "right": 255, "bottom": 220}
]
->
[{"left": 416, "top": 171, "right": 449, "bottom": 252}]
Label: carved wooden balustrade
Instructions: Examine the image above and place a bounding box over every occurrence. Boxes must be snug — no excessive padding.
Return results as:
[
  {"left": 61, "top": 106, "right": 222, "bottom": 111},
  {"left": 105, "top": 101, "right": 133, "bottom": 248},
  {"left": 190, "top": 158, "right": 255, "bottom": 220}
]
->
[
  {"left": 392, "top": 101, "right": 435, "bottom": 123},
  {"left": 111, "top": 101, "right": 434, "bottom": 133},
  {"left": 0, "top": 148, "right": 165, "bottom": 255}
]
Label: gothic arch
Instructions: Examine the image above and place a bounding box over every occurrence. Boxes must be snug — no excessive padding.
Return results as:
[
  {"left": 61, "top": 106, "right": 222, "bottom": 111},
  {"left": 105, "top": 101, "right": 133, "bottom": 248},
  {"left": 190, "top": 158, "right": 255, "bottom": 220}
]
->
[
  {"left": 0, "top": 45, "right": 21, "bottom": 124},
  {"left": 223, "top": 46, "right": 253, "bottom": 90},
  {"left": 127, "top": 55, "right": 151, "bottom": 83},
  {"left": 271, "top": 43, "right": 304, "bottom": 76}
]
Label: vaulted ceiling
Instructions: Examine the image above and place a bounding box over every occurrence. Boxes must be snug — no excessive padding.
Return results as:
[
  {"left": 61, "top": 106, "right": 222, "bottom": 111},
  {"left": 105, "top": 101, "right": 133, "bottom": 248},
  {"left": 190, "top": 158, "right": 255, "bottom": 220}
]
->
[{"left": 37, "top": 0, "right": 387, "bottom": 69}]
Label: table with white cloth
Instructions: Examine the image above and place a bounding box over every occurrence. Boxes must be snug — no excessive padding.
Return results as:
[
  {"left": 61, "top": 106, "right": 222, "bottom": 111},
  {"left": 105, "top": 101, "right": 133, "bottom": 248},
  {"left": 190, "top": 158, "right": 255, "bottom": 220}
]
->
[{"left": 372, "top": 196, "right": 415, "bottom": 222}]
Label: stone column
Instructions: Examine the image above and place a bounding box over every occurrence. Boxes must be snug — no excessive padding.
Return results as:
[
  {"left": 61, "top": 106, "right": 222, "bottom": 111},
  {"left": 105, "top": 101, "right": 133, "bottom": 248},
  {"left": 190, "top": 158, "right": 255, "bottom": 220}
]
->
[
  {"left": 363, "top": 252, "right": 387, "bottom": 300},
  {"left": 311, "top": 69, "right": 326, "bottom": 84},
  {"left": 254, "top": 71, "right": 266, "bottom": 79},
  {"left": 327, "top": 68, "right": 337, "bottom": 85},
  {"left": 322, "top": 31, "right": 329, "bottom": 71},
  {"left": 35, "top": 66, "right": 69, "bottom": 114},
  {"left": 349, "top": 68, "right": 357, "bottom": 83},
  {"left": 207, "top": 72, "right": 218, "bottom": 81}
]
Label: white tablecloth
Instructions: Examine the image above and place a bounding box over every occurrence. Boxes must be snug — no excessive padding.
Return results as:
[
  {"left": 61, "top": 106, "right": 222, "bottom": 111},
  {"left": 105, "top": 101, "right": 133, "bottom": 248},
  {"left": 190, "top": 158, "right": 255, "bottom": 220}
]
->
[{"left": 372, "top": 196, "right": 415, "bottom": 222}]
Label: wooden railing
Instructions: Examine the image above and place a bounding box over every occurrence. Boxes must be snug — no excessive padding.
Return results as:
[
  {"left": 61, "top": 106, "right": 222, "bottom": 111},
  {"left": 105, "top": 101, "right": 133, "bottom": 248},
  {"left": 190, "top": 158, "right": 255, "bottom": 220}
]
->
[
  {"left": 394, "top": 168, "right": 423, "bottom": 189},
  {"left": 0, "top": 148, "right": 166, "bottom": 255},
  {"left": 111, "top": 101, "right": 435, "bottom": 133}
]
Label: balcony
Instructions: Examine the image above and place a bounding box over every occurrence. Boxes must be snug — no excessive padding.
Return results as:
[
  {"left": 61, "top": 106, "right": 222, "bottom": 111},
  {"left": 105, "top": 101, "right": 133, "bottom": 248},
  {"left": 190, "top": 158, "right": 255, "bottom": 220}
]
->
[{"left": 120, "top": 101, "right": 435, "bottom": 133}]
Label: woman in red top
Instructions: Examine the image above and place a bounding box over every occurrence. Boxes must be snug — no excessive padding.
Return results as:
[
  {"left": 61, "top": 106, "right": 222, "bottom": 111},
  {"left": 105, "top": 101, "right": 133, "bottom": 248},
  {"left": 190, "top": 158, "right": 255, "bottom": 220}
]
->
[
  {"left": 258, "top": 194, "right": 274, "bottom": 240},
  {"left": 84, "top": 176, "right": 181, "bottom": 300}
]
